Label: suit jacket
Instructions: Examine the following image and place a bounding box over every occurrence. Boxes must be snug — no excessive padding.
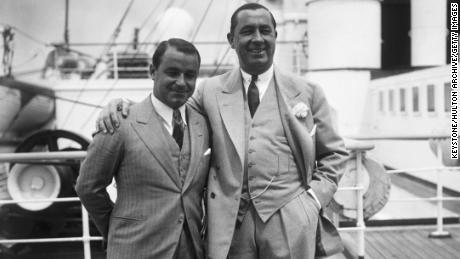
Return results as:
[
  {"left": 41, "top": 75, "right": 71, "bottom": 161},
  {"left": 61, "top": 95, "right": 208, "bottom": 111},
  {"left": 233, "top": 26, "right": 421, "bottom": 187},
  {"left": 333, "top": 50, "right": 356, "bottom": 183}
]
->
[
  {"left": 76, "top": 96, "right": 211, "bottom": 259},
  {"left": 190, "top": 66, "right": 348, "bottom": 259}
]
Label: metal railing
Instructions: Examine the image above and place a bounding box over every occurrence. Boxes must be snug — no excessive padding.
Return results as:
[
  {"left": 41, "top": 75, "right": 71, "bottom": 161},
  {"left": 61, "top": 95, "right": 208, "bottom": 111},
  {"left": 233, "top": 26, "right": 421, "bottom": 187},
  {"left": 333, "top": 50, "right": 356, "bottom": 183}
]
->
[
  {"left": 338, "top": 137, "right": 460, "bottom": 257},
  {"left": 44, "top": 41, "right": 308, "bottom": 80},
  {"left": 0, "top": 151, "right": 101, "bottom": 259},
  {"left": 337, "top": 142, "right": 374, "bottom": 258},
  {"left": 0, "top": 142, "right": 459, "bottom": 258}
]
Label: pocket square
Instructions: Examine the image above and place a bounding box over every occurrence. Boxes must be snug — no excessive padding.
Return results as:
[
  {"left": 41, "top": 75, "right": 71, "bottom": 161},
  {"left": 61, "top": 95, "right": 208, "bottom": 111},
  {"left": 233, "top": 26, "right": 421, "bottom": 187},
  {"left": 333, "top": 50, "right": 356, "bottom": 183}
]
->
[
  {"left": 204, "top": 148, "right": 211, "bottom": 156},
  {"left": 309, "top": 124, "right": 316, "bottom": 137}
]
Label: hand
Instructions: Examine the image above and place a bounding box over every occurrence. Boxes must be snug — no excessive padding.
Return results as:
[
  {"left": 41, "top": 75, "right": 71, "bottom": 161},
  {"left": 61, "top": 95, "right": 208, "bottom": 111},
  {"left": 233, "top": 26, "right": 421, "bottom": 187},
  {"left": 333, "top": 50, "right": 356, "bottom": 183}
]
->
[{"left": 96, "top": 98, "right": 132, "bottom": 134}]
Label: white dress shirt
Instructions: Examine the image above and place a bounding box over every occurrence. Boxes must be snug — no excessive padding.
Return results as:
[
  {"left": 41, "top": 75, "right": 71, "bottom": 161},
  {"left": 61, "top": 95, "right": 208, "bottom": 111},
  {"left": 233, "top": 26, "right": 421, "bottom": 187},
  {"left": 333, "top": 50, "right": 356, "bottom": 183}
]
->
[
  {"left": 240, "top": 65, "right": 274, "bottom": 101},
  {"left": 150, "top": 93, "right": 187, "bottom": 135}
]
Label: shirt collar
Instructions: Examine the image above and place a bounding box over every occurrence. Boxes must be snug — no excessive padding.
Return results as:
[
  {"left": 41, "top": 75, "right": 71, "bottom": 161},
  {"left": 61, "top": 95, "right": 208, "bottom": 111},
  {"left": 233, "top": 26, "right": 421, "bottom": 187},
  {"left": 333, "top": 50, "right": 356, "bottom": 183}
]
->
[
  {"left": 240, "top": 64, "right": 274, "bottom": 97},
  {"left": 150, "top": 93, "right": 187, "bottom": 127},
  {"left": 240, "top": 65, "right": 274, "bottom": 86}
]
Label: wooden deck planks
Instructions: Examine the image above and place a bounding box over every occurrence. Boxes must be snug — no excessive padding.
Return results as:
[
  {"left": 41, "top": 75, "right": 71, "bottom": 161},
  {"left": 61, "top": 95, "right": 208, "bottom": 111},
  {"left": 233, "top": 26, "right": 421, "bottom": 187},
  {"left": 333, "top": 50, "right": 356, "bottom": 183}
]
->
[{"left": 361, "top": 225, "right": 460, "bottom": 259}]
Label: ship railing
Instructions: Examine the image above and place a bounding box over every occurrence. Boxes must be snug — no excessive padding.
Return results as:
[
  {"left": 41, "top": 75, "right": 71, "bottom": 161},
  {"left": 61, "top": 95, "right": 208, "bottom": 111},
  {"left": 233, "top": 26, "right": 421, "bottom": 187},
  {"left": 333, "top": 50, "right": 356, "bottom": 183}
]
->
[
  {"left": 342, "top": 134, "right": 460, "bottom": 258},
  {"left": 0, "top": 138, "right": 458, "bottom": 258},
  {"left": 0, "top": 151, "right": 98, "bottom": 259},
  {"left": 50, "top": 40, "right": 307, "bottom": 80},
  {"left": 339, "top": 142, "right": 373, "bottom": 258}
]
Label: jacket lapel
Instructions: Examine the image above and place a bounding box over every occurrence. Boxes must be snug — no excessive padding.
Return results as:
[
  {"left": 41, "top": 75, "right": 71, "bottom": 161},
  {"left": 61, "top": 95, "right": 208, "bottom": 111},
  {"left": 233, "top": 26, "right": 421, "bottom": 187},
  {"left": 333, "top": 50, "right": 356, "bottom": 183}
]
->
[
  {"left": 131, "top": 97, "right": 181, "bottom": 188},
  {"left": 216, "top": 68, "right": 246, "bottom": 169},
  {"left": 182, "top": 107, "right": 204, "bottom": 192},
  {"left": 274, "top": 67, "right": 315, "bottom": 180}
]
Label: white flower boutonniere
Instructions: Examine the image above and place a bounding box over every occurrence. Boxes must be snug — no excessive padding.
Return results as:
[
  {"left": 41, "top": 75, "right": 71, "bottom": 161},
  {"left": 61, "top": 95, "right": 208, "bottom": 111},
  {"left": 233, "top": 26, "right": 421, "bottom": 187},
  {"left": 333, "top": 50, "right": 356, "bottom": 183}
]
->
[{"left": 292, "top": 102, "right": 309, "bottom": 119}]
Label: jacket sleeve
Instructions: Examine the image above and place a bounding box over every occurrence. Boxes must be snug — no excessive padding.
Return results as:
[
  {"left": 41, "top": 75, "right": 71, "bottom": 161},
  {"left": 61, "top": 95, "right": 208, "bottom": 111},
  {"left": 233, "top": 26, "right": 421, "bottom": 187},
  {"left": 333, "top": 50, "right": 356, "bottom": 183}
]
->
[
  {"left": 309, "top": 83, "right": 349, "bottom": 208},
  {"left": 188, "top": 80, "right": 206, "bottom": 115},
  {"left": 75, "top": 127, "right": 124, "bottom": 240}
]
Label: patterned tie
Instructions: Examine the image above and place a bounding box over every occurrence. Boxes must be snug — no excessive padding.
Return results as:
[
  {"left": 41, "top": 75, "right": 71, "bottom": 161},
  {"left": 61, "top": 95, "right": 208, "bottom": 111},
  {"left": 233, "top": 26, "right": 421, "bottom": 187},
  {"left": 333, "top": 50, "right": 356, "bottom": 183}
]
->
[
  {"left": 247, "top": 74, "right": 259, "bottom": 117},
  {"left": 172, "top": 109, "right": 184, "bottom": 149}
]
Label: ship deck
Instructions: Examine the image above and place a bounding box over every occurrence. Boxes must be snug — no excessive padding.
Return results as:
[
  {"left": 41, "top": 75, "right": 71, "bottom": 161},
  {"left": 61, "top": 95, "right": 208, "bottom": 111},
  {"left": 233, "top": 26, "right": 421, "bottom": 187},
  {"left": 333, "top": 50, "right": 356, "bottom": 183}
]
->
[
  {"left": 3, "top": 225, "right": 459, "bottom": 259},
  {"left": 340, "top": 224, "right": 460, "bottom": 259}
]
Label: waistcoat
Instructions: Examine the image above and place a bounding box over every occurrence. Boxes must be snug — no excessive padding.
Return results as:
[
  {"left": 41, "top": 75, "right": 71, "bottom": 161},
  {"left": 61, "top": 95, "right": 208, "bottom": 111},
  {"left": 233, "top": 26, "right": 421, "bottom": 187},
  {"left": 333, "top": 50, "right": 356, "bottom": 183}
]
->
[
  {"left": 239, "top": 78, "right": 305, "bottom": 223},
  {"left": 162, "top": 117, "right": 191, "bottom": 185}
]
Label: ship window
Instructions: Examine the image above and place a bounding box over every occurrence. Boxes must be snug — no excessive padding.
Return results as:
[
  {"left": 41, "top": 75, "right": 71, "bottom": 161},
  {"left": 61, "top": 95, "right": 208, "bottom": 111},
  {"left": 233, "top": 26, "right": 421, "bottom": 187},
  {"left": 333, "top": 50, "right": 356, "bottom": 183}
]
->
[
  {"left": 427, "top": 84, "right": 435, "bottom": 112},
  {"left": 400, "top": 88, "right": 406, "bottom": 112},
  {"left": 444, "top": 82, "right": 451, "bottom": 112},
  {"left": 379, "top": 91, "right": 384, "bottom": 112},
  {"left": 389, "top": 90, "right": 394, "bottom": 112},
  {"left": 412, "top": 87, "right": 419, "bottom": 112}
]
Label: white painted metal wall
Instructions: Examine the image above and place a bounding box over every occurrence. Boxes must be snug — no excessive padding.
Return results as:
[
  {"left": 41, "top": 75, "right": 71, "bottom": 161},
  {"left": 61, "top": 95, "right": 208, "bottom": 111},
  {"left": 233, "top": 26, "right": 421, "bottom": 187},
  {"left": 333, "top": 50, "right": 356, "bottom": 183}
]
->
[
  {"left": 305, "top": 0, "right": 381, "bottom": 70},
  {"left": 411, "top": 0, "right": 448, "bottom": 66}
]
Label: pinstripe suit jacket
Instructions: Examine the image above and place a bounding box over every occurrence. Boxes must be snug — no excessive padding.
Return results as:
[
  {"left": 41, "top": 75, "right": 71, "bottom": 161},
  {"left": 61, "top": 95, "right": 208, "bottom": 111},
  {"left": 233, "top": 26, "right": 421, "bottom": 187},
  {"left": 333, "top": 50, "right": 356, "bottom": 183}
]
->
[{"left": 76, "top": 96, "right": 211, "bottom": 259}]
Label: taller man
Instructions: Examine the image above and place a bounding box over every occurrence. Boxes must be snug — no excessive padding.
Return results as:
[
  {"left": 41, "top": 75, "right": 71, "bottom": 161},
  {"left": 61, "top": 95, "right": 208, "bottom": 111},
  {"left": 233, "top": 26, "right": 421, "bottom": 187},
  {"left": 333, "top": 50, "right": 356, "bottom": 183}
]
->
[{"left": 98, "top": 3, "right": 349, "bottom": 259}]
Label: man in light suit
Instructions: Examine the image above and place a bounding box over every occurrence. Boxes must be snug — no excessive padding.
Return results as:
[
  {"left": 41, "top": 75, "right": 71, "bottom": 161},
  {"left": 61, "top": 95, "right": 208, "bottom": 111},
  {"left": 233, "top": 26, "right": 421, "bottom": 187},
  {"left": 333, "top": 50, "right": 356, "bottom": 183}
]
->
[
  {"left": 76, "top": 38, "right": 210, "bottom": 259},
  {"left": 97, "top": 3, "right": 349, "bottom": 259}
]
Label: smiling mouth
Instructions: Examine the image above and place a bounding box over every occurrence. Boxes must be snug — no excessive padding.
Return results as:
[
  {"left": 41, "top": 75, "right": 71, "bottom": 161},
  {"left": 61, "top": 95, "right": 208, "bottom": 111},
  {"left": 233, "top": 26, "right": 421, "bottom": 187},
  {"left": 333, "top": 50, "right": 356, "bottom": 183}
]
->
[{"left": 248, "top": 48, "right": 266, "bottom": 55}]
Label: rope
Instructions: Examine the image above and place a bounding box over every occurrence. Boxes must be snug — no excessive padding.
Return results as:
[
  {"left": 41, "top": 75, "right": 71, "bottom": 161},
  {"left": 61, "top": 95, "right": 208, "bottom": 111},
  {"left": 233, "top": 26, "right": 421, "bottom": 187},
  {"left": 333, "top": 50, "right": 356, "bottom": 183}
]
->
[
  {"left": 60, "top": 0, "right": 136, "bottom": 128},
  {"left": 190, "top": 0, "right": 214, "bottom": 42}
]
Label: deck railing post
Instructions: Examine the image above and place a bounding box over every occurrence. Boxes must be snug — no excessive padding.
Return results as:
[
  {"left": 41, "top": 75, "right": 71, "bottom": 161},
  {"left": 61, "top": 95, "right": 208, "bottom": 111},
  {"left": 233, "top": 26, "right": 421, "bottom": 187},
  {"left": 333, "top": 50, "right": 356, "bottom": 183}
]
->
[
  {"left": 295, "top": 43, "right": 301, "bottom": 76},
  {"left": 81, "top": 204, "right": 92, "bottom": 259},
  {"left": 429, "top": 139, "right": 451, "bottom": 238},
  {"left": 113, "top": 51, "right": 118, "bottom": 80},
  {"left": 355, "top": 150, "right": 366, "bottom": 258}
]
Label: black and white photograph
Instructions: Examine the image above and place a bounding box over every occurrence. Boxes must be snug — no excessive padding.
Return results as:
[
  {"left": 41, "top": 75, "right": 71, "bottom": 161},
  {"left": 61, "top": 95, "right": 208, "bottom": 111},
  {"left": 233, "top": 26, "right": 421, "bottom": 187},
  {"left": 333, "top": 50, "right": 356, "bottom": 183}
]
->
[{"left": 0, "top": 0, "right": 457, "bottom": 258}]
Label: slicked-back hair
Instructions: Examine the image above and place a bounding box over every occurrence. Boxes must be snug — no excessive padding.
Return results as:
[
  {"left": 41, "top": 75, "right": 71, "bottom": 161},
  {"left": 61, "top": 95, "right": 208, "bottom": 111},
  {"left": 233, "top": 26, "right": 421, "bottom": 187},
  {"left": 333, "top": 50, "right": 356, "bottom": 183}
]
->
[
  {"left": 151, "top": 38, "right": 201, "bottom": 69},
  {"left": 229, "top": 3, "right": 277, "bottom": 35}
]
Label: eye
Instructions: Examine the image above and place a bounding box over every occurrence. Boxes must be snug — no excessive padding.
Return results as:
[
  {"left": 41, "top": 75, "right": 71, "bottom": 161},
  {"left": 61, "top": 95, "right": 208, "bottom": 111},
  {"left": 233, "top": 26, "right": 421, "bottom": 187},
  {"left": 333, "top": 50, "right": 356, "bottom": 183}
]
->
[
  {"left": 260, "top": 26, "right": 272, "bottom": 35},
  {"left": 185, "top": 72, "right": 197, "bottom": 80},
  {"left": 240, "top": 27, "right": 254, "bottom": 35},
  {"left": 165, "top": 70, "right": 180, "bottom": 77}
]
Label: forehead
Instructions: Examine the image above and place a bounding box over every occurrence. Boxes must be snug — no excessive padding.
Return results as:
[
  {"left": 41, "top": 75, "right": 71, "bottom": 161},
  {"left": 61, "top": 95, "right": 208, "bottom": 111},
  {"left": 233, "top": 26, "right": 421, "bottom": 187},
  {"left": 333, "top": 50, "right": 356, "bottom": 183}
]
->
[
  {"left": 234, "top": 8, "right": 274, "bottom": 29},
  {"left": 159, "top": 47, "right": 199, "bottom": 70}
]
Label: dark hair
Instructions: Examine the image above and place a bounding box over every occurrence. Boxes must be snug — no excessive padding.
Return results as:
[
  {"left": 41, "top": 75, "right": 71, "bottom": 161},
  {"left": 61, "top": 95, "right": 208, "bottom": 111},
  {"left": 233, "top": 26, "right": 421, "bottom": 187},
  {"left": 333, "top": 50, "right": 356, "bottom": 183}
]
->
[
  {"left": 229, "top": 3, "right": 277, "bottom": 35},
  {"left": 151, "top": 38, "right": 201, "bottom": 69}
]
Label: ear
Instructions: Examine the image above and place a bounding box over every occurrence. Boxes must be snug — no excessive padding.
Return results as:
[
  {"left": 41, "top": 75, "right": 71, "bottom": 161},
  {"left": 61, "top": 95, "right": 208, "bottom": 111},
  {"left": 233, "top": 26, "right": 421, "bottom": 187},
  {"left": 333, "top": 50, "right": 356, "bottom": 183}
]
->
[
  {"left": 226, "top": 33, "right": 235, "bottom": 49},
  {"left": 274, "top": 30, "right": 278, "bottom": 39},
  {"left": 149, "top": 64, "right": 156, "bottom": 80}
]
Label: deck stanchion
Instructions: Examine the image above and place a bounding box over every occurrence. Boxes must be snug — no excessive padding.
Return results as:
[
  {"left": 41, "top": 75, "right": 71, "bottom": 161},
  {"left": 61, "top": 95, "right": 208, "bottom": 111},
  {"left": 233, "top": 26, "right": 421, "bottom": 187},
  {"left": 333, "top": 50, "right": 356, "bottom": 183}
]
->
[
  {"left": 429, "top": 139, "right": 451, "bottom": 238},
  {"left": 113, "top": 51, "right": 119, "bottom": 80},
  {"left": 356, "top": 150, "right": 366, "bottom": 258},
  {"left": 295, "top": 43, "right": 301, "bottom": 76},
  {"left": 82, "top": 204, "right": 92, "bottom": 259}
]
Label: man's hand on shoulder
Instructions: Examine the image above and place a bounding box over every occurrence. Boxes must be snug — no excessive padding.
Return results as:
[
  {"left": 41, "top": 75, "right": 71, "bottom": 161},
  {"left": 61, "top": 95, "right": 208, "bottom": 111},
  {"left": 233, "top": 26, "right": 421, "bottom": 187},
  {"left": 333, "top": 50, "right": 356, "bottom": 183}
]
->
[{"left": 95, "top": 98, "right": 133, "bottom": 134}]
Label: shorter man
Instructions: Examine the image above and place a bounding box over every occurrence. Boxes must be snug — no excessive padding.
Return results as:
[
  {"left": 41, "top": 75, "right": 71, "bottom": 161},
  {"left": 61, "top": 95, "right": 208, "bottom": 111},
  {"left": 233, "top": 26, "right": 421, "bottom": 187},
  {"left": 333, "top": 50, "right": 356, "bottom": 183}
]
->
[{"left": 76, "top": 38, "right": 210, "bottom": 259}]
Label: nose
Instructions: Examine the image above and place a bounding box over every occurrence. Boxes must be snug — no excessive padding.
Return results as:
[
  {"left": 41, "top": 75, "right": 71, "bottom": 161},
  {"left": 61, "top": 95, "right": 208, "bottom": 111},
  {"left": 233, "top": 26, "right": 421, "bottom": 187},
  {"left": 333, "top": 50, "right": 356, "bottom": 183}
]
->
[
  {"left": 252, "top": 30, "right": 263, "bottom": 42},
  {"left": 176, "top": 74, "right": 186, "bottom": 86}
]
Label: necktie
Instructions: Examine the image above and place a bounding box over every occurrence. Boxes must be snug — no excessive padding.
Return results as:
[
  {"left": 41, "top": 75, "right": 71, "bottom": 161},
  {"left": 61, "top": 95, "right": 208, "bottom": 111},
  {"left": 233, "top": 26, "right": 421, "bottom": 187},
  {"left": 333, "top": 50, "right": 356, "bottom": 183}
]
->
[
  {"left": 247, "top": 75, "right": 259, "bottom": 117},
  {"left": 172, "top": 109, "right": 184, "bottom": 149}
]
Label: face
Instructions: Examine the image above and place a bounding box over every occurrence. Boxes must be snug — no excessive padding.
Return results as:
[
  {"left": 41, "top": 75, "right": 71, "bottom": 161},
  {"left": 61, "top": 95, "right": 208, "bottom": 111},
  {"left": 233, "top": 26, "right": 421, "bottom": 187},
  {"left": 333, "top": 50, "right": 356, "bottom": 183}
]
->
[
  {"left": 151, "top": 47, "right": 200, "bottom": 109},
  {"left": 227, "top": 8, "right": 277, "bottom": 75}
]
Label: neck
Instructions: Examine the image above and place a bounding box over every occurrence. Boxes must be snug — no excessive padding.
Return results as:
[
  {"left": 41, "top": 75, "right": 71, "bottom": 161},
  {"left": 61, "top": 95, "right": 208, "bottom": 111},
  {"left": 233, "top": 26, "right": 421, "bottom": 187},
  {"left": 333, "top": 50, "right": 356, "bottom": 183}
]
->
[{"left": 241, "top": 65, "right": 272, "bottom": 76}]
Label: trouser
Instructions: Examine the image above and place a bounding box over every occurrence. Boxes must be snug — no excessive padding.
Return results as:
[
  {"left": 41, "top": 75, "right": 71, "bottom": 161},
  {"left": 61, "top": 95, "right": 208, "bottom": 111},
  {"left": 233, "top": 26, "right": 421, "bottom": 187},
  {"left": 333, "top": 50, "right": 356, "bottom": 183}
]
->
[
  {"left": 174, "top": 221, "right": 198, "bottom": 259},
  {"left": 228, "top": 191, "right": 319, "bottom": 259}
]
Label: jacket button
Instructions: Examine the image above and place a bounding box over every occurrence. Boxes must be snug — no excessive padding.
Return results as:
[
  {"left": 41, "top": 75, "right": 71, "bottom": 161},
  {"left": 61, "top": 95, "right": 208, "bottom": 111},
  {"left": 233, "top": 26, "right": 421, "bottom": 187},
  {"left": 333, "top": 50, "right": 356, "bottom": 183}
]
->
[{"left": 210, "top": 192, "right": 216, "bottom": 199}]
